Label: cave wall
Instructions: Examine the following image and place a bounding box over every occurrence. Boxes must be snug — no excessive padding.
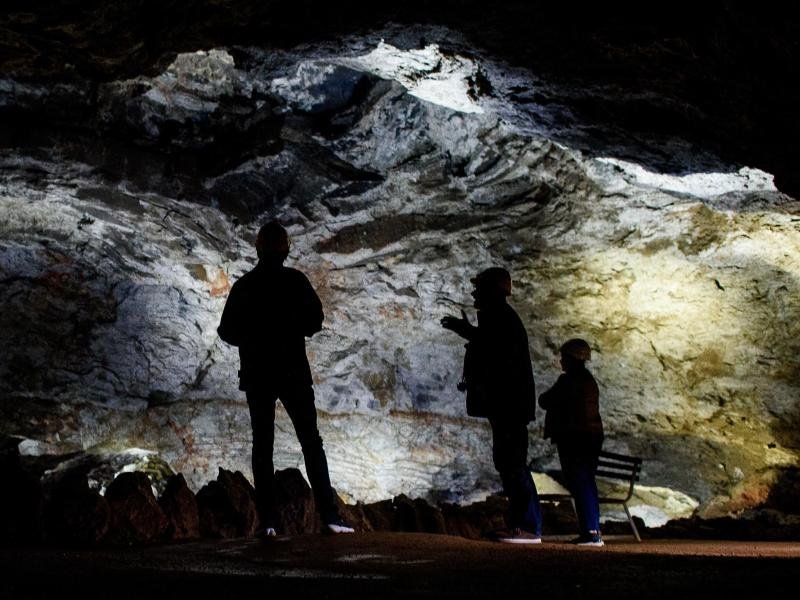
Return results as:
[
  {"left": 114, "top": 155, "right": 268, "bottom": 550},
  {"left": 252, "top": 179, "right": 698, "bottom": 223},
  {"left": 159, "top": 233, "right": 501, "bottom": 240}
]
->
[{"left": 1, "top": 21, "right": 799, "bottom": 525}]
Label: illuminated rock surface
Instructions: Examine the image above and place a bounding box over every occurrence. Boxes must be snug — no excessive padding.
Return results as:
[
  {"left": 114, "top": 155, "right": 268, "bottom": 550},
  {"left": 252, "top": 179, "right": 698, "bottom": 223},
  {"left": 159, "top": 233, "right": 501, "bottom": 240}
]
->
[{"left": 1, "top": 15, "right": 799, "bottom": 528}]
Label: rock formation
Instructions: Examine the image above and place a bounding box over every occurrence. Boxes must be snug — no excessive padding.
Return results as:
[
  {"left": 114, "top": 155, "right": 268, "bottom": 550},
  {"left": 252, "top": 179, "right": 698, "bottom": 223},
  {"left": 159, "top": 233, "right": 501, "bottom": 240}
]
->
[
  {"left": 1, "top": 11, "right": 799, "bottom": 529},
  {"left": 105, "top": 471, "right": 169, "bottom": 544},
  {"left": 159, "top": 473, "right": 201, "bottom": 540}
]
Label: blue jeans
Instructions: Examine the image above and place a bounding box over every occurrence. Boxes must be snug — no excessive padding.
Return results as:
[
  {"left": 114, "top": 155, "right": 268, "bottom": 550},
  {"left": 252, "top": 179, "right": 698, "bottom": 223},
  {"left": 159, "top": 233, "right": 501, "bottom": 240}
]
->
[
  {"left": 557, "top": 435, "right": 603, "bottom": 535},
  {"left": 246, "top": 384, "right": 340, "bottom": 527},
  {"left": 490, "top": 418, "right": 542, "bottom": 535}
]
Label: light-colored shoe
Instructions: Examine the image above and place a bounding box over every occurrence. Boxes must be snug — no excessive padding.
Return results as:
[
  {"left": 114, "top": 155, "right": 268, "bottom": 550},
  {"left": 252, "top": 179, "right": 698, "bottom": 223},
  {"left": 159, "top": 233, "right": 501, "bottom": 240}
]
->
[
  {"left": 573, "top": 532, "right": 604, "bottom": 547},
  {"left": 258, "top": 527, "right": 278, "bottom": 539},
  {"left": 326, "top": 521, "right": 355, "bottom": 534},
  {"left": 495, "top": 528, "right": 542, "bottom": 544}
]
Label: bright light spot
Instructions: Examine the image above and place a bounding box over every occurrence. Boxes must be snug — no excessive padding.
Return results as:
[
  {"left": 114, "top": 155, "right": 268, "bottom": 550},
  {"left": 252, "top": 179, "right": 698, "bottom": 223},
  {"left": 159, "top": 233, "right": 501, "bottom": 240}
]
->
[
  {"left": 345, "top": 42, "right": 484, "bottom": 114},
  {"left": 594, "top": 157, "right": 777, "bottom": 198},
  {"left": 600, "top": 483, "right": 700, "bottom": 527}
]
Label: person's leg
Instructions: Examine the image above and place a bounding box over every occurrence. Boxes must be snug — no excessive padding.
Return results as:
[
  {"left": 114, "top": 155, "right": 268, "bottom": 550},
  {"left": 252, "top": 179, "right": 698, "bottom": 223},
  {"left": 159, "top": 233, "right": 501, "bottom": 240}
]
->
[
  {"left": 280, "top": 384, "right": 340, "bottom": 524},
  {"left": 558, "top": 442, "right": 600, "bottom": 537},
  {"left": 491, "top": 419, "right": 541, "bottom": 535},
  {"left": 246, "top": 390, "right": 279, "bottom": 529},
  {"left": 583, "top": 436, "right": 602, "bottom": 534}
]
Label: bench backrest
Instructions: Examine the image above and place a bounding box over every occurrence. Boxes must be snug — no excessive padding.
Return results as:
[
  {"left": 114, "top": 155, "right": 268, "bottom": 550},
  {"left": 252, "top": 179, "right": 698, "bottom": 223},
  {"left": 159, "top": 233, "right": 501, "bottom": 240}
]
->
[{"left": 597, "top": 450, "right": 642, "bottom": 502}]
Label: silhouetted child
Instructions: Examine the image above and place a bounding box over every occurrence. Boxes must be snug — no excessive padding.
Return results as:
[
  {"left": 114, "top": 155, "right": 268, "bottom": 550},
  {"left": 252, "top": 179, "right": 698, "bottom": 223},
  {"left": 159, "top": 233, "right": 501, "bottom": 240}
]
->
[{"left": 538, "top": 338, "right": 604, "bottom": 546}]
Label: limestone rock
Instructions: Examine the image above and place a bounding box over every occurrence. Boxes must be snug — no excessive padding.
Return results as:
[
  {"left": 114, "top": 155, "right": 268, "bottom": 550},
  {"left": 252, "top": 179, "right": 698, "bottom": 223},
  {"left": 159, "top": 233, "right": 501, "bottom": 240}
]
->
[
  {"left": 273, "top": 468, "right": 318, "bottom": 535},
  {"left": 159, "top": 473, "right": 200, "bottom": 541},
  {"left": 357, "top": 499, "right": 395, "bottom": 532},
  {"left": 105, "top": 472, "right": 169, "bottom": 545},
  {"left": 440, "top": 496, "right": 508, "bottom": 540},
  {"left": 196, "top": 468, "right": 259, "bottom": 538},
  {"left": 335, "top": 499, "right": 381, "bottom": 533},
  {"left": 392, "top": 494, "right": 447, "bottom": 534}
]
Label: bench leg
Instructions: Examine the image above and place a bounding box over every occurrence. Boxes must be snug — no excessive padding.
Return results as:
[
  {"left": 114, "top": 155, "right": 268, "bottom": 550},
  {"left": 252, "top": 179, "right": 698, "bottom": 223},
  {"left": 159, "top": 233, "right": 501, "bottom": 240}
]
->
[{"left": 623, "top": 502, "right": 642, "bottom": 542}]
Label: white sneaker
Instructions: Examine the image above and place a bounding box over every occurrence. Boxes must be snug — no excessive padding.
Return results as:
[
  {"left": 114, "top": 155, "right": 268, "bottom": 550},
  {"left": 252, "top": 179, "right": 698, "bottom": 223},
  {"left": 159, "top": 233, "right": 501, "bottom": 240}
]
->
[
  {"left": 258, "top": 527, "right": 277, "bottom": 539},
  {"left": 573, "top": 532, "right": 604, "bottom": 547},
  {"left": 495, "top": 528, "right": 543, "bottom": 544},
  {"left": 326, "top": 521, "right": 355, "bottom": 534}
]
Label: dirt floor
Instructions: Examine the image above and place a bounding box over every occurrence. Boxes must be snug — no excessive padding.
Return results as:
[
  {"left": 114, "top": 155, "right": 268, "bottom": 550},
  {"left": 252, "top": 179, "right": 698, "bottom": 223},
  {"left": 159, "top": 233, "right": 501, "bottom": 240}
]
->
[{"left": 2, "top": 533, "right": 798, "bottom": 599}]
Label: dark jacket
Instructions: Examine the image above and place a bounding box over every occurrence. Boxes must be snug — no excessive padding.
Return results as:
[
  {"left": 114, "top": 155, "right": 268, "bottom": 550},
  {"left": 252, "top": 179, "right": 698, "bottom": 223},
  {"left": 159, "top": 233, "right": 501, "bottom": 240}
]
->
[
  {"left": 217, "top": 262, "right": 323, "bottom": 390},
  {"left": 463, "top": 302, "right": 536, "bottom": 423},
  {"left": 538, "top": 366, "right": 603, "bottom": 442}
]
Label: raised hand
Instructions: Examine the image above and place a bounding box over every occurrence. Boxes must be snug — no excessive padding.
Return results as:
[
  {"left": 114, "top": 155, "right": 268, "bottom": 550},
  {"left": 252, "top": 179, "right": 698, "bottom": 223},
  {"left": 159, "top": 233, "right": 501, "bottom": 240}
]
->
[{"left": 441, "top": 309, "right": 474, "bottom": 339}]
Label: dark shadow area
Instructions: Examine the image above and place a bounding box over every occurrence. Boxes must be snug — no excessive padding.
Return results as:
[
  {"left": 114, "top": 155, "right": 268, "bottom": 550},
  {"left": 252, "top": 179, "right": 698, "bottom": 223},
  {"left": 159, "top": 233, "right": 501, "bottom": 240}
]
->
[
  {"left": 764, "top": 467, "right": 800, "bottom": 515},
  {"left": 2, "top": 533, "right": 799, "bottom": 600}
]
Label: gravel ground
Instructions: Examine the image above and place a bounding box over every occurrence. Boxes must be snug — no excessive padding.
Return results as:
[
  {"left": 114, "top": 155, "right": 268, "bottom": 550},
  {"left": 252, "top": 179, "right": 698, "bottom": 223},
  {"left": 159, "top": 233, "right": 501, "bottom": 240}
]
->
[{"left": 2, "top": 532, "right": 798, "bottom": 599}]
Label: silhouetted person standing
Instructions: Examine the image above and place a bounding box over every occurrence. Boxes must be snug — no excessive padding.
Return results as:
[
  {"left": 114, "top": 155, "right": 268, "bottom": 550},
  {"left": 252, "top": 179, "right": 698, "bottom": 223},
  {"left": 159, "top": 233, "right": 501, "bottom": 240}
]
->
[
  {"left": 539, "top": 338, "right": 604, "bottom": 547},
  {"left": 217, "top": 221, "right": 353, "bottom": 537},
  {"left": 441, "top": 267, "right": 542, "bottom": 544}
]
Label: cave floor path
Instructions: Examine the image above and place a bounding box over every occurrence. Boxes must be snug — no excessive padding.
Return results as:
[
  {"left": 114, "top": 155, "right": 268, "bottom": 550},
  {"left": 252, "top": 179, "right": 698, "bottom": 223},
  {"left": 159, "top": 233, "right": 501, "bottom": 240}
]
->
[{"left": 2, "top": 533, "right": 799, "bottom": 599}]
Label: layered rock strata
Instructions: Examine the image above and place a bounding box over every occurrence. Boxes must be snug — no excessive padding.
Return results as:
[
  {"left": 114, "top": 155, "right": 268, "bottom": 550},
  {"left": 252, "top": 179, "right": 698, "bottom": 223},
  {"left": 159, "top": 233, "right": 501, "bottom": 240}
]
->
[{"left": 1, "top": 28, "right": 799, "bottom": 525}]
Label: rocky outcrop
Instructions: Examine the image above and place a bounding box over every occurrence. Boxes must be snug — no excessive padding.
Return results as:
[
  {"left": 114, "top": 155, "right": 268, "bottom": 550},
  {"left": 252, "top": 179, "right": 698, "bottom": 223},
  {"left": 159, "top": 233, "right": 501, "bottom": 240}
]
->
[
  {"left": 1, "top": 23, "right": 799, "bottom": 529},
  {"left": 105, "top": 472, "right": 169, "bottom": 544},
  {"left": 159, "top": 473, "right": 201, "bottom": 540},
  {"left": 197, "top": 468, "right": 259, "bottom": 538}
]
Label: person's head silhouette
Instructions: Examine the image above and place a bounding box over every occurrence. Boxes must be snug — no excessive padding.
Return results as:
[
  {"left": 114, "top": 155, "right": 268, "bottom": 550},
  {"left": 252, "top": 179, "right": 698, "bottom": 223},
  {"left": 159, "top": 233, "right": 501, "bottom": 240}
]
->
[
  {"left": 256, "top": 221, "right": 290, "bottom": 266},
  {"left": 559, "top": 338, "right": 591, "bottom": 373},
  {"left": 470, "top": 267, "right": 512, "bottom": 309}
]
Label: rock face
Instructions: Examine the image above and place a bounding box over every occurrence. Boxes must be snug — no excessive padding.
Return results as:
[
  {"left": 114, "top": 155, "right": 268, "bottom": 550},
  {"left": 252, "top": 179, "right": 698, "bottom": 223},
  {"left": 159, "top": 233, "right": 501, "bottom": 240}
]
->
[
  {"left": 105, "top": 472, "right": 169, "bottom": 544},
  {"left": 196, "top": 468, "right": 259, "bottom": 538},
  {"left": 159, "top": 473, "right": 201, "bottom": 540},
  {"left": 1, "top": 23, "right": 799, "bottom": 528}
]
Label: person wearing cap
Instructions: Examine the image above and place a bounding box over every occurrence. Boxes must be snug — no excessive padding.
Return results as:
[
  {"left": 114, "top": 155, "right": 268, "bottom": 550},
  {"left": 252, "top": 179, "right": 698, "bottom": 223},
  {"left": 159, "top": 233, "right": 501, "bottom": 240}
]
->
[
  {"left": 217, "top": 221, "right": 353, "bottom": 537},
  {"left": 441, "top": 267, "right": 542, "bottom": 544},
  {"left": 538, "top": 338, "right": 604, "bottom": 547}
]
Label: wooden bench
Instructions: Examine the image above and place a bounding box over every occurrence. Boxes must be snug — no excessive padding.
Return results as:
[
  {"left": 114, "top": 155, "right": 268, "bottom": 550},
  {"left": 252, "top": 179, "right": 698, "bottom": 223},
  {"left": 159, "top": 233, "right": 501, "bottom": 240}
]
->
[{"left": 535, "top": 450, "right": 643, "bottom": 542}]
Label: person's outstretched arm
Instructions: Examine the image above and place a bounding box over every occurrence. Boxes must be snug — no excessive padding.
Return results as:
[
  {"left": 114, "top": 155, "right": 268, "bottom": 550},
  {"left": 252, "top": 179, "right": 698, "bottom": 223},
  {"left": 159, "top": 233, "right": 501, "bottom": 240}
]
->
[{"left": 441, "top": 310, "right": 477, "bottom": 341}]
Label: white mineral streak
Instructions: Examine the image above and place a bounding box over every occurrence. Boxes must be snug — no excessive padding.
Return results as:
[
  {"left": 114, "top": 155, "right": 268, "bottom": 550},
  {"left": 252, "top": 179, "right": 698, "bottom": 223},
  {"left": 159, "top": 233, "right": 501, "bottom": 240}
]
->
[
  {"left": 592, "top": 158, "right": 777, "bottom": 199},
  {"left": 344, "top": 42, "right": 484, "bottom": 114},
  {"left": 2, "top": 33, "right": 799, "bottom": 526}
]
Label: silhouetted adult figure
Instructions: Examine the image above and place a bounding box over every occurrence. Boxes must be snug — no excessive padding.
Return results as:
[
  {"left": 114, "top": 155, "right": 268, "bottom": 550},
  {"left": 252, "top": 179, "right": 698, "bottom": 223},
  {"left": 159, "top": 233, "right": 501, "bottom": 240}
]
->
[
  {"left": 441, "top": 267, "right": 542, "bottom": 544},
  {"left": 217, "top": 221, "right": 353, "bottom": 537},
  {"left": 539, "top": 338, "right": 604, "bottom": 547}
]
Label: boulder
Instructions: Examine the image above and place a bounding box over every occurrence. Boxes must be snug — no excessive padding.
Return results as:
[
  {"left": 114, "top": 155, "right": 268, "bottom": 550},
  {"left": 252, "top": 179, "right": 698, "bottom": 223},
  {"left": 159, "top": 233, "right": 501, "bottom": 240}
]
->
[
  {"left": 441, "top": 496, "right": 508, "bottom": 540},
  {"left": 105, "top": 472, "right": 169, "bottom": 545},
  {"left": 333, "top": 493, "right": 372, "bottom": 532},
  {"left": 197, "top": 468, "right": 259, "bottom": 538},
  {"left": 359, "top": 499, "right": 395, "bottom": 532},
  {"left": 273, "top": 468, "right": 317, "bottom": 535},
  {"left": 159, "top": 473, "right": 200, "bottom": 541},
  {"left": 392, "top": 494, "right": 447, "bottom": 534}
]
